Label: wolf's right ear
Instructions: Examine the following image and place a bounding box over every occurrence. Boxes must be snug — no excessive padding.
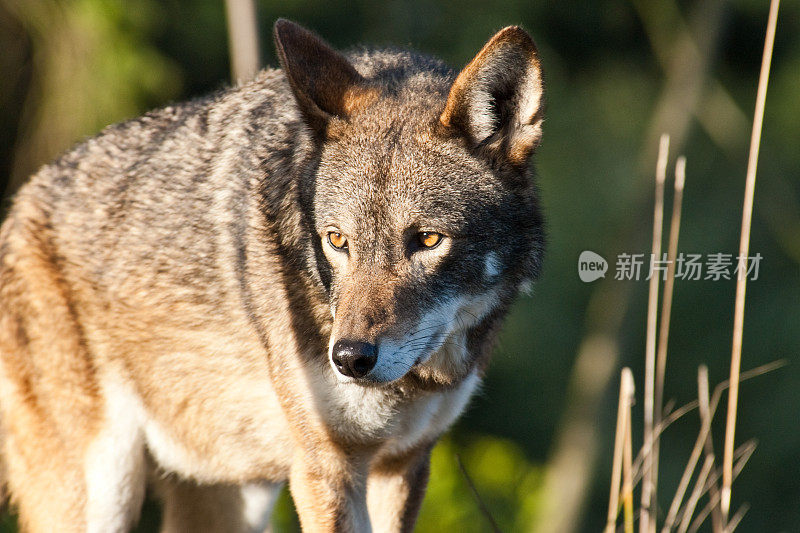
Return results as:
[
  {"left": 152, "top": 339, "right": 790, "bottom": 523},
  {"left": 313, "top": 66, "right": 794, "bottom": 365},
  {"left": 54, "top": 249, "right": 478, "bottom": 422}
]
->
[
  {"left": 440, "top": 26, "right": 544, "bottom": 168},
  {"left": 274, "top": 20, "right": 376, "bottom": 134}
]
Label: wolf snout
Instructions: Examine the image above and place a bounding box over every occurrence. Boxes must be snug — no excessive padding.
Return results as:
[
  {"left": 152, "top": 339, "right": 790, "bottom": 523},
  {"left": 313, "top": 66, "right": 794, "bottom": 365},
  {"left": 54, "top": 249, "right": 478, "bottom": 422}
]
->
[{"left": 331, "top": 339, "right": 378, "bottom": 378}]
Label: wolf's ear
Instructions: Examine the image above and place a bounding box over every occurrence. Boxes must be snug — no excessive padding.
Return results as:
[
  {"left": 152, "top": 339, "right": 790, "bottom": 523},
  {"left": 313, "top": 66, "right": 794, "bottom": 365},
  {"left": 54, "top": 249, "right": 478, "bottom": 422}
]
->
[
  {"left": 274, "top": 20, "right": 375, "bottom": 133},
  {"left": 440, "top": 26, "right": 544, "bottom": 167}
]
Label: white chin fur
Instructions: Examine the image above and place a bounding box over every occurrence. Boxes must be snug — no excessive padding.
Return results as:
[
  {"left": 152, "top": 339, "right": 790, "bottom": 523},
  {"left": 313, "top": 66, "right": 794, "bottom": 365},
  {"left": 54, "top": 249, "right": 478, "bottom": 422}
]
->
[{"left": 330, "top": 291, "right": 500, "bottom": 384}]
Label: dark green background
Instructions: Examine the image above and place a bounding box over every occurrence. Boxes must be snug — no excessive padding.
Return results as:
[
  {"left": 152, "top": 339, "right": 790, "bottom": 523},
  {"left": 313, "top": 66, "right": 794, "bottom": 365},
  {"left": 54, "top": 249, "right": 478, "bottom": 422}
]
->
[{"left": 1, "top": 0, "right": 798, "bottom": 530}]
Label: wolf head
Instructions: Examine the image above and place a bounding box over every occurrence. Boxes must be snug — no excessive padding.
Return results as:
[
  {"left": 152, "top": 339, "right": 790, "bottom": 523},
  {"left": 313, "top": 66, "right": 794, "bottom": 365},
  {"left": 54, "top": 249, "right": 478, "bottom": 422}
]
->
[{"left": 274, "top": 20, "right": 545, "bottom": 385}]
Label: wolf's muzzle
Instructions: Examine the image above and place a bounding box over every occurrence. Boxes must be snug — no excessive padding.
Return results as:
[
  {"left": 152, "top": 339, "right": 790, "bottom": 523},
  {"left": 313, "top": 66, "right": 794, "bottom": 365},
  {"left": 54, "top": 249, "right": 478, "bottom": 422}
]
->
[{"left": 331, "top": 339, "right": 378, "bottom": 378}]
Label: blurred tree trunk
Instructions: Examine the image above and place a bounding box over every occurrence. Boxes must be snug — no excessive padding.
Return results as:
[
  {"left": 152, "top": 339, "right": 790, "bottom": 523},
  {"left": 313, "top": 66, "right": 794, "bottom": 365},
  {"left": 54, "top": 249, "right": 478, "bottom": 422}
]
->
[
  {"left": 0, "top": 0, "right": 180, "bottom": 201},
  {"left": 224, "top": 0, "right": 260, "bottom": 82},
  {"left": 0, "top": 3, "right": 32, "bottom": 212}
]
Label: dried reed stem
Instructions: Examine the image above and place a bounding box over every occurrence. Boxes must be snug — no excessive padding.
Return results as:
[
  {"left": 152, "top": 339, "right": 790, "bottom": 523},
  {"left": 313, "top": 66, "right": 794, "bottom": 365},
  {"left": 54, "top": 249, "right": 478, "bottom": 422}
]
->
[
  {"left": 631, "top": 360, "right": 783, "bottom": 489},
  {"left": 688, "top": 491, "right": 721, "bottom": 533},
  {"left": 456, "top": 455, "right": 502, "bottom": 533},
  {"left": 725, "top": 504, "right": 750, "bottom": 533},
  {"left": 652, "top": 155, "right": 687, "bottom": 509},
  {"left": 662, "top": 365, "right": 713, "bottom": 532},
  {"left": 698, "top": 366, "right": 724, "bottom": 532},
  {"left": 731, "top": 440, "right": 758, "bottom": 481},
  {"left": 678, "top": 455, "right": 715, "bottom": 533},
  {"left": 624, "top": 387, "right": 635, "bottom": 533},
  {"left": 607, "top": 368, "right": 635, "bottom": 533},
  {"left": 632, "top": 401, "right": 699, "bottom": 487},
  {"left": 641, "top": 133, "right": 669, "bottom": 533},
  {"left": 722, "top": 0, "right": 780, "bottom": 521},
  {"left": 608, "top": 359, "right": 778, "bottom": 532},
  {"left": 688, "top": 440, "right": 757, "bottom": 533}
]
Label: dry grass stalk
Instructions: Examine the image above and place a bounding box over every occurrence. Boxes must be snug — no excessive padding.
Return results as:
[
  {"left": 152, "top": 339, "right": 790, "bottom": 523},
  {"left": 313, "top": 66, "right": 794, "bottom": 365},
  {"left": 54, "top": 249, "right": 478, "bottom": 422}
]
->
[
  {"left": 688, "top": 491, "right": 721, "bottom": 533},
  {"left": 665, "top": 439, "right": 756, "bottom": 533},
  {"left": 632, "top": 401, "right": 698, "bottom": 487},
  {"left": 722, "top": 0, "right": 780, "bottom": 522},
  {"left": 677, "top": 455, "right": 715, "bottom": 533},
  {"left": 621, "top": 360, "right": 779, "bottom": 532},
  {"left": 713, "top": 360, "right": 785, "bottom": 411},
  {"left": 607, "top": 368, "right": 635, "bottom": 533},
  {"left": 731, "top": 440, "right": 757, "bottom": 480},
  {"left": 630, "top": 360, "right": 783, "bottom": 490},
  {"left": 662, "top": 365, "right": 714, "bottom": 532},
  {"left": 456, "top": 455, "right": 503, "bottom": 533},
  {"left": 686, "top": 440, "right": 757, "bottom": 533},
  {"left": 641, "top": 133, "right": 669, "bottom": 533},
  {"left": 698, "top": 366, "right": 724, "bottom": 532},
  {"left": 687, "top": 440, "right": 757, "bottom": 533},
  {"left": 652, "top": 155, "right": 687, "bottom": 511},
  {"left": 624, "top": 392, "right": 635, "bottom": 533},
  {"left": 725, "top": 504, "right": 750, "bottom": 533}
]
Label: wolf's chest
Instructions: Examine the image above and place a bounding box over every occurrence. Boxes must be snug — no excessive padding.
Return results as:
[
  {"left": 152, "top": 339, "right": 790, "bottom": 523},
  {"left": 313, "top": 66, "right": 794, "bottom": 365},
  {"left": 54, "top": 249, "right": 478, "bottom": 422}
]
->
[{"left": 320, "top": 370, "right": 481, "bottom": 452}]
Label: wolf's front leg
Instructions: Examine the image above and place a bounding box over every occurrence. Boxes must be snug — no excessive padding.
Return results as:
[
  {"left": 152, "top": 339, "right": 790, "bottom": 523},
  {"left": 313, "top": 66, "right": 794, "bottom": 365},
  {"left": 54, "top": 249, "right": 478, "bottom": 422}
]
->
[
  {"left": 289, "top": 447, "right": 371, "bottom": 532},
  {"left": 366, "top": 445, "right": 433, "bottom": 533}
]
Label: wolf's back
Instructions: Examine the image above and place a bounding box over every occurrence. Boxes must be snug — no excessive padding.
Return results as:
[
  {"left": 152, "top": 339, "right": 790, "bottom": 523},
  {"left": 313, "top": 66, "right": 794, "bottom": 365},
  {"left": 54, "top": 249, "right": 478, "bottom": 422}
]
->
[{"left": 4, "top": 69, "right": 303, "bottom": 298}]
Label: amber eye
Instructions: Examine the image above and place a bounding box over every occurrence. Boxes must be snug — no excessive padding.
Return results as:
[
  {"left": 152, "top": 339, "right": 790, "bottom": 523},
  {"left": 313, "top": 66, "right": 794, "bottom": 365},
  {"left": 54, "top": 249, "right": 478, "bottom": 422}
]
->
[
  {"left": 417, "top": 231, "right": 443, "bottom": 249},
  {"left": 327, "top": 231, "right": 348, "bottom": 250}
]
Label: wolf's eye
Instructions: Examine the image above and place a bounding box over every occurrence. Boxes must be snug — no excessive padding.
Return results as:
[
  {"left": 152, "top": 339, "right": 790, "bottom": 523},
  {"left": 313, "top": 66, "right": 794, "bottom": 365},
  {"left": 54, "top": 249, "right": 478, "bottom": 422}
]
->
[
  {"left": 327, "top": 231, "right": 348, "bottom": 250},
  {"left": 417, "top": 232, "right": 443, "bottom": 249}
]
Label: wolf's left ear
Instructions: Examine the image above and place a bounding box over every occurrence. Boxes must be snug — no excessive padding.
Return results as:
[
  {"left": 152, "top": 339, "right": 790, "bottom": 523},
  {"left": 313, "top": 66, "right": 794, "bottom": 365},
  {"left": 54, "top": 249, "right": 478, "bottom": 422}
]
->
[
  {"left": 274, "top": 19, "right": 376, "bottom": 134},
  {"left": 440, "top": 26, "right": 544, "bottom": 167}
]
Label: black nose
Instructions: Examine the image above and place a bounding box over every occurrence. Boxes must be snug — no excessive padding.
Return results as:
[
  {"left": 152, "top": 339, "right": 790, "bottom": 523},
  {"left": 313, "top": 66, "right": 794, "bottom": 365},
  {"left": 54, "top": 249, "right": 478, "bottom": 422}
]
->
[{"left": 331, "top": 340, "right": 378, "bottom": 378}]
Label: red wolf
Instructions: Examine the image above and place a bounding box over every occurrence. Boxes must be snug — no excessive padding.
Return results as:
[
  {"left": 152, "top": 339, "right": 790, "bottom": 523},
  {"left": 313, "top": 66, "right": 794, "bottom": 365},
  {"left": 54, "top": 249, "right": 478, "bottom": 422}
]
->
[{"left": 0, "top": 20, "right": 545, "bottom": 532}]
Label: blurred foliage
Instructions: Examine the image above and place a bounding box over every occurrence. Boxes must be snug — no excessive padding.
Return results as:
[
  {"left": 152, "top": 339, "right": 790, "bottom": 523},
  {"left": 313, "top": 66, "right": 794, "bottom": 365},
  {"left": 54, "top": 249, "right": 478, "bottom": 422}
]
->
[
  {"left": 0, "top": 0, "right": 181, "bottom": 195},
  {"left": 416, "top": 437, "right": 543, "bottom": 532},
  {"left": 1, "top": 0, "right": 799, "bottom": 531}
]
